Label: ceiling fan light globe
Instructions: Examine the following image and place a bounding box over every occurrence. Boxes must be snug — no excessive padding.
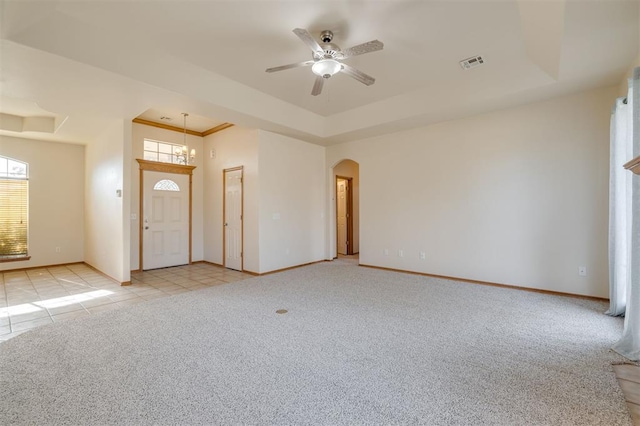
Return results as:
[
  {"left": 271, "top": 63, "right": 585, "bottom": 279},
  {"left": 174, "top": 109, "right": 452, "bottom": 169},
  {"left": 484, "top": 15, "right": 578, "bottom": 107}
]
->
[{"left": 312, "top": 59, "right": 342, "bottom": 78}]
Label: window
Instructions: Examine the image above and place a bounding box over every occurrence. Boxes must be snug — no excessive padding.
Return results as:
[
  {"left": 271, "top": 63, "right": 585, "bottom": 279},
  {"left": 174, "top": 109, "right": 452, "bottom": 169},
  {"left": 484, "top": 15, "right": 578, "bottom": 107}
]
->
[
  {"left": 153, "top": 179, "right": 180, "bottom": 191},
  {"left": 0, "top": 156, "right": 29, "bottom": 260},
  {"left": 143, "top": 139, "right": 188, "bottom": 165}
]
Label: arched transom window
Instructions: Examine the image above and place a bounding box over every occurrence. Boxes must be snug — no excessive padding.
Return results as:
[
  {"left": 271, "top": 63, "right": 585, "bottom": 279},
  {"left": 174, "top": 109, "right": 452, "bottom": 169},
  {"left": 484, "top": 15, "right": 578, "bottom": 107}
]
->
[{"left": 153, "top": 179, "right": 180, "bottom": 191}]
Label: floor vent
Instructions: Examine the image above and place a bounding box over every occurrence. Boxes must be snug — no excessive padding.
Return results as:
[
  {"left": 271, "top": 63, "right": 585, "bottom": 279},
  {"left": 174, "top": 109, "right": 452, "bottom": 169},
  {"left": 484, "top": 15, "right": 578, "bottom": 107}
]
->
[{"left": 459, "top": 55, "right": 484, "bottom": 70}]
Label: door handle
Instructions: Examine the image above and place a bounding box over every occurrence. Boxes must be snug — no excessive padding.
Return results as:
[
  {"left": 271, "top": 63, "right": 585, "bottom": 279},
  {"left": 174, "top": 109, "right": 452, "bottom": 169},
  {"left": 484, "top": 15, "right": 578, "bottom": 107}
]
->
[
  {"left": 224, "top": 223, "right": 228, "bottom": 227},
  {"left": 145, "top": 226, "right": 149, "bottom": 230}
]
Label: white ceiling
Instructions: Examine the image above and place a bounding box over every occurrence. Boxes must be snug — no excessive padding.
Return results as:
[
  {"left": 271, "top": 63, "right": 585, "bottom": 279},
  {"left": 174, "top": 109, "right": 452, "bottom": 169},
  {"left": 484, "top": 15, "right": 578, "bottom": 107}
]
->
[{"left": 0, "top": 0, "right": 638, "bottom": 146}]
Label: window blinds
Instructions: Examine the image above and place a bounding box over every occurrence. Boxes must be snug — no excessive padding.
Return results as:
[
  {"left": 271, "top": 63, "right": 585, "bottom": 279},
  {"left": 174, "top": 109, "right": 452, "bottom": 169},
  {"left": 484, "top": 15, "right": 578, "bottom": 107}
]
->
[{"left": 0, "top": 178, "right": 28, "bottom": 257}]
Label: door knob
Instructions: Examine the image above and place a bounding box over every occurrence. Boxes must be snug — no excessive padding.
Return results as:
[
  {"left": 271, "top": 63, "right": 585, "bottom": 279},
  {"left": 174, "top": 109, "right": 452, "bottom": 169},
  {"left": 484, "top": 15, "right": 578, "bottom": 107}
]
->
[
  {"left": 224, "top": 223, "right": 228, "bottom": 227},
  {"left": 145, "top": 226, "right": 149, "bottom": 230}
]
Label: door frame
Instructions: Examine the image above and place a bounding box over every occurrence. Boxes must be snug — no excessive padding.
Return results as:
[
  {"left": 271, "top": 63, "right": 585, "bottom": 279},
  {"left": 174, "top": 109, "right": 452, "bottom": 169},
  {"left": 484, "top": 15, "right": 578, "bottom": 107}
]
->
[
  {"left": 335, "top": 175, "right": 354, "bottom": 256},
  {"left": 137, "top": 159, "right": 195, "bottom": 271},
  {"left": 223, "top": 166, "right": 244, "bottom": 271}
]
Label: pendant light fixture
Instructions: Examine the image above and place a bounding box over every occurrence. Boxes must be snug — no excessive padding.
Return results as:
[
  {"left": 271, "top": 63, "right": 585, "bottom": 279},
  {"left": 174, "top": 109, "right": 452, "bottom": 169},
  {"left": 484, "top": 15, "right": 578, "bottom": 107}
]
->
[{"left": 175, "top": 112, "right": 195, "bottom": 165}]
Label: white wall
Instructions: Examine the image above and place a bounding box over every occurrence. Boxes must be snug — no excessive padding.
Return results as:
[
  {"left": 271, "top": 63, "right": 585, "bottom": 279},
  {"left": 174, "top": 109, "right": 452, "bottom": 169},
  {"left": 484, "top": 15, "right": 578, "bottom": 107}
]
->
[
  {"left": 0, "top": 136, "right": 84, "bottom": 271},
  {"left": 333, "top": 159, "right": 360, "bottom": 254},
  {"left": 203, "top": 128, "right": 325, "bottom": 274},
  {"left": 85, "top": 120, "right": 129, "bottom": 283},
  {"left": 130, "top": 123, "right": 204, "bottom": 270},
  {"left": 203, "top": 126, "right": 259, "bottom": 271},
  {"left": 258, "top": 130, "right": 325, "bottom": 273},
  {"left": 327, "top": 85, "right": 617, "bottom": 298}
]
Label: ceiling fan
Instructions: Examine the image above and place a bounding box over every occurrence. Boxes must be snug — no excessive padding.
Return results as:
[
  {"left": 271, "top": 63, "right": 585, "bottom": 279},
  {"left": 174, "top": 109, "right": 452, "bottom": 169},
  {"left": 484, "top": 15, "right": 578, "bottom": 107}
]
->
[{"left": 266, "top": 28, "right": 384, "bottom": 96}]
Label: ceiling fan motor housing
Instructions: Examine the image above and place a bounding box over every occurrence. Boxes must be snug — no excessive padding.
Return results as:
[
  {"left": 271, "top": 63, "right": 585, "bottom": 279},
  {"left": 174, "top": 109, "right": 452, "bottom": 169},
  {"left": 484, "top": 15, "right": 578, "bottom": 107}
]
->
[
  {"left": 320, "top": 30, "right": 333, "bottom": 43},
  {"left": 312, "top": 30, "right": 342, "bottom": 60}
]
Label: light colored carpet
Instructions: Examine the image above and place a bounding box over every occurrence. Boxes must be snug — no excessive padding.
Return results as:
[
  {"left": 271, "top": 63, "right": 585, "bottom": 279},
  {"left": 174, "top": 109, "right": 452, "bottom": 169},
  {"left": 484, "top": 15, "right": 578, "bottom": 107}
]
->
[{"left": 0, "top": 260, "right": 631, "bottom": 425}]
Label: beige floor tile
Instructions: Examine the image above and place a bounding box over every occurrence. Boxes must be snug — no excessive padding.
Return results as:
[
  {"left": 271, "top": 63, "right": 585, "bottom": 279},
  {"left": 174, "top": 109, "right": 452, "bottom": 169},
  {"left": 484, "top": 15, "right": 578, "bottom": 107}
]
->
[
  {"left": 29, "top": 277, "right": 56, "bottom": 284},
  {"left": 3, "top": 276, "right": 29, "bottom": 283},
  {"left": 116, "top": 299, "right": 145, "bottom": 308},
  {"left": 141, "top": 293, "right": 167, "bottom": 301},
  {"left": 154, "top": 285, "right": 183, "bottom": 292},
  {"left": 11, "top": 316, "right": 53, "bottom": 332},
  {"left": 6, "top": 287, "right": 37, "bottom": 294},
  {"left": 164, "top": 288, "right": 189, "bottom": 295},
  {"left": 180, "top": 283, "right": 204, "bottom": 289},
  {"left": 46, "top": 303, "right": 86, "bottom": 316},
  {"left": 82, "top": 297, "right": 118, "bottom": 308},
  {"left": 108, "top": 292, "right": 140, "bottom": 302},
  {"left": 199, "top": 278, "right": 224, "bottom": 285},
  {"left": 52, "top": 310, "right": 90, "bottom": 323},
  {"left": 37, "top": 291, "right": 71, "bottom": 300},
  {"left": 186, "top": 284, "right": 208, "bottom": 291},
  {"left": 86, "top": 303, "right": 120, "bottom": 314},
  {"left": 6, "top": 291, "right": 39, "bottom": 298},
  {"left": 6, "top": 300, "right": 39, "bottom": 307},
  {"left": 9, "top": 309, "right": 51, "bottom": 324},
  {"left": 129, "top": 288, "right": 161, "bottom": 296},
  {"left": 105, "top": 287, "right": 136, "bottom": 295},
  {"left": 33, "top": 282, "right": 64, "bottom": 290},
  {"left": 0, "top": 263, "right": 252, "bottom": 337}
]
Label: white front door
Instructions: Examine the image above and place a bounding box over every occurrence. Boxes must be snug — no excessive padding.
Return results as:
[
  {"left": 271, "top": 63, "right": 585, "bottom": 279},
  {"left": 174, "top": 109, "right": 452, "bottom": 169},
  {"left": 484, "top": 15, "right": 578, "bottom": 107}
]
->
[
  {"left": 337, "top": 178, "right": 348, "bottom": 255},
  {"left": 143, "top": 171, "right": 190, "bottom": 270},
  {"left": 224, "top": 168, "right": 243, "bottom": 271}
]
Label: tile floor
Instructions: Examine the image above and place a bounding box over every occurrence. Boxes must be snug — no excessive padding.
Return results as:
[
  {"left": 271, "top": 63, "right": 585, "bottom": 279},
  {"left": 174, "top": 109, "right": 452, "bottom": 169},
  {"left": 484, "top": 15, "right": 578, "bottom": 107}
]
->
[{"left": 0, "top": 262, "right": 252, "bottom": 342}]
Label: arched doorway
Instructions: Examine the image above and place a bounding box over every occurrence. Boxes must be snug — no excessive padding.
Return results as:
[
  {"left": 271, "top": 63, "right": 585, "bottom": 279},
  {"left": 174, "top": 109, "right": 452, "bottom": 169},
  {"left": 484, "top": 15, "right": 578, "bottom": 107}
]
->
[{"left": 332, "top": 159, "right": 359, "bottom": 258}]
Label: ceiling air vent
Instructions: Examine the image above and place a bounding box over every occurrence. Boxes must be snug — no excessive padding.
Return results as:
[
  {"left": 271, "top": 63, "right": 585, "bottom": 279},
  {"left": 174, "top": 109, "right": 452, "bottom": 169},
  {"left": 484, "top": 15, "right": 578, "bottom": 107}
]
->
[{"left": 459, "top": 55, "right": 484, "bottom": 70}]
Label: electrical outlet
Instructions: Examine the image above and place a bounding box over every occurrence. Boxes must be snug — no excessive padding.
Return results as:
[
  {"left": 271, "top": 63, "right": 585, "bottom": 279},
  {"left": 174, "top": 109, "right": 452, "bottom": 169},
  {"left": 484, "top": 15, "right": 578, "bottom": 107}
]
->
[
  {"left": 398, "top": 249, "right": 404, "bottom": 258},
  {"left": 383, "top": 248, "right": 389, "bottom": 256},
  {"left": 578, "top": 266, "right": 587, "bottom": 276},
  {"left": 55, "top": 247, "right": 61, "bottom": 253},
  {"left": 420, "top": 251, "right": 426, "bottom": 260}
]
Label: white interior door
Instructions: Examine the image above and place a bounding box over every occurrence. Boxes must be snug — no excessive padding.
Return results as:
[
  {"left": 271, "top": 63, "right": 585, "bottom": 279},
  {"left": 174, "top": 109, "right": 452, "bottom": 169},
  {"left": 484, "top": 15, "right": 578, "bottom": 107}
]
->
[
  {"left": 337, "top": 178, "right": 348, "bottom": 255},
  {"left": 143, "top": 171, "right": 189, "bottom": 270},
  {"left": 224, "top": 168, "right": 243, "bottom": 271}
]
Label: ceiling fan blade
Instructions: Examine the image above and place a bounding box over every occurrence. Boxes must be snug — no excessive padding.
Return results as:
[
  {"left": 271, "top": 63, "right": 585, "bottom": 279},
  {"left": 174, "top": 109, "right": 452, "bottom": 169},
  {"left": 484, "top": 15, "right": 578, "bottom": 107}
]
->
[
  {"left": 340, "top": 64, "right": 375, "bottom": 86},
  {"left": 266, "top": 60, "right": 314, "bottom": 73},
  {"left": 293, "top": 28, "right": 324, "bottom": 56},
  {"left": 341, "top": 40, "right": 384, "bottom": 58},
  {"left": 311, "top": 76, "right": 324, "bottom": 96}
]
